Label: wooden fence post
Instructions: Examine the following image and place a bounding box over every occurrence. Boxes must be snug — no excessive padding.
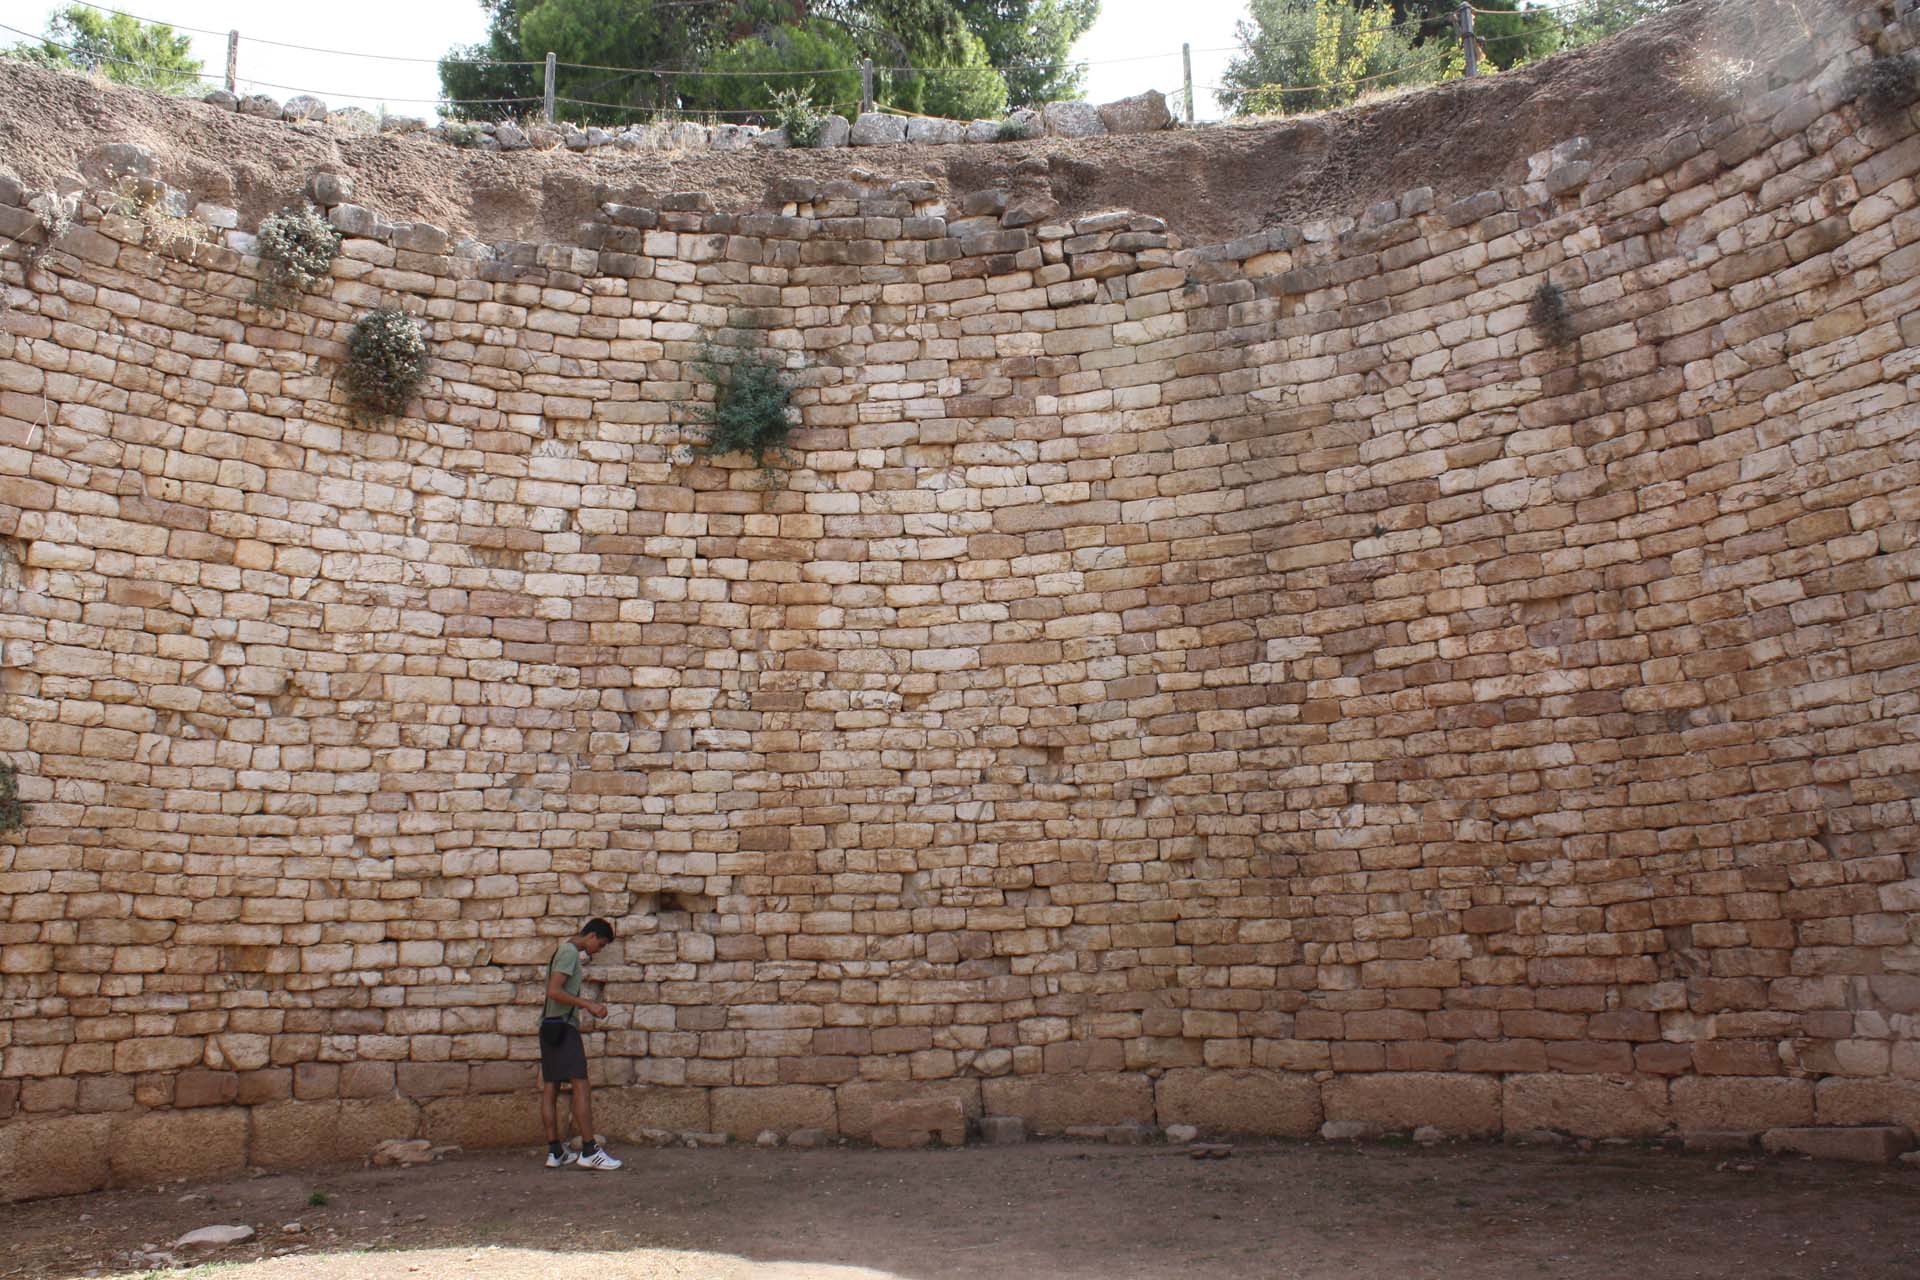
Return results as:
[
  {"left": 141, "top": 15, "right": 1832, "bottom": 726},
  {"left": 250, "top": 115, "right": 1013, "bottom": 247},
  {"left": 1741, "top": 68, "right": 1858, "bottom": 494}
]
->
[
  {"left": 225, "top": 30, "right": 237, "bottom": 93},
  {"left": 1460, "top": 4, "right": 1478, "bottom": 78},
  {"left": 544, "top": 52, "right": 557, "bottom": 123}
]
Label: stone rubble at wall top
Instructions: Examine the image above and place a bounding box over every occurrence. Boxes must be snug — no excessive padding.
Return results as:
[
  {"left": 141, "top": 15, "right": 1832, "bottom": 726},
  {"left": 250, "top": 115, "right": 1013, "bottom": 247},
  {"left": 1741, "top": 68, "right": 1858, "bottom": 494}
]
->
[
  {"left": 3, "top": 0, "right": 1920, "bottom": 1200},
  {"left": 196, "top": 87, "right": 1173, "bottom": 155}
]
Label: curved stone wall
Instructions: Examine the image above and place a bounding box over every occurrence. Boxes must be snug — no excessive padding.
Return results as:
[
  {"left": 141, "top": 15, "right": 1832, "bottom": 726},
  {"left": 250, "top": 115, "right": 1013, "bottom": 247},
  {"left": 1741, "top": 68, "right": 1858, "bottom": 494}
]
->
[{"left": 3, "top": 0, "right": 1919, "bottom": 1199}]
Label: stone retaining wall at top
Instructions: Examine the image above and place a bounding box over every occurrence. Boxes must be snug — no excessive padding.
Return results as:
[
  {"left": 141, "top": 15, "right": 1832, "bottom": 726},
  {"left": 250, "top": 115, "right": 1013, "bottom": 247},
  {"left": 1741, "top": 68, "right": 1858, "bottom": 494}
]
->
[
  {"left": 4, "top": 0, "right": 1920, "bottom": 1200},
  {"left": 202, "top": 85, "right": 1175, "bottom": 154}
]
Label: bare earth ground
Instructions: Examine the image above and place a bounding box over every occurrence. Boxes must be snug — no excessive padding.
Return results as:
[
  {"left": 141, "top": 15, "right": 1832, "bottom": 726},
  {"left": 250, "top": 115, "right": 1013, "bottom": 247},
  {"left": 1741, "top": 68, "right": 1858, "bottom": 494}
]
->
[
  {"left": 1, "top": 1140, "right": 1916, "bottom": 1280},
  {"left": 0, "top": 0, "right": 1820, "bottom": 247}
]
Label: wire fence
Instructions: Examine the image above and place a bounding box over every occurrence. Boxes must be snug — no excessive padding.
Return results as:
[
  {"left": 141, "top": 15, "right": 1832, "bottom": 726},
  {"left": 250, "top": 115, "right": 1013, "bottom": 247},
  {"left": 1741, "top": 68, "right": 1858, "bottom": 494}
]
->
[{"left": 0, "top": 0, "right": 1638, "bottom": 130}]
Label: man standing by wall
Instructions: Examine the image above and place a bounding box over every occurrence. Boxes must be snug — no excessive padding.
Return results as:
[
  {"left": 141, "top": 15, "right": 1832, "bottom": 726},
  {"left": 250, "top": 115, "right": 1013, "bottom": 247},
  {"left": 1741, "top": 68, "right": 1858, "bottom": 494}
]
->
[{"left": 540, "top": 917, "right": 623, "bottom": 1170}]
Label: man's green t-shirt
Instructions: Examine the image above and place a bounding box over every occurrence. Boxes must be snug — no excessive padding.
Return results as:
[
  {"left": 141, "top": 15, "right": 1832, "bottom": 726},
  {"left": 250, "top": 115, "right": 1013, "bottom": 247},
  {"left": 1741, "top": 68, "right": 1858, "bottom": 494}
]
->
[{"left": 543, "top": 940, "right": 583, "bottom": 1024}]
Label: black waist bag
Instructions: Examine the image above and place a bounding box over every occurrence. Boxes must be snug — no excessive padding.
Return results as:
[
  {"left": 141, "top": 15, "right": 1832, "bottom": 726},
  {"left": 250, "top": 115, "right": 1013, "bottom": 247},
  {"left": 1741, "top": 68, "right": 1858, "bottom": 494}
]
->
[{"left": 540, "top": 1018, "right": 569, "bottom": 1049}]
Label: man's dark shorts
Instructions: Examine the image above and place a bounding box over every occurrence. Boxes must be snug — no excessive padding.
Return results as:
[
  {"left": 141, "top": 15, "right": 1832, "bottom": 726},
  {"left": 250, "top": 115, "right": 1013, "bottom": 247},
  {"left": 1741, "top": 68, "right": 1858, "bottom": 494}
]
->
[{"left": 540, "top": 1019, "right": 587, "bottom": 1083}]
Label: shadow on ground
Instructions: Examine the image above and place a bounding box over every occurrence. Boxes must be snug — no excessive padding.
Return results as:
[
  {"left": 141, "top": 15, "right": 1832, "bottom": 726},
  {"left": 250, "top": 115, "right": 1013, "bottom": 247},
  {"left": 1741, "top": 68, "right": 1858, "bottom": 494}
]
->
[{"left": 2, "top": 1140, "right": 1917, "bottom": 1279}]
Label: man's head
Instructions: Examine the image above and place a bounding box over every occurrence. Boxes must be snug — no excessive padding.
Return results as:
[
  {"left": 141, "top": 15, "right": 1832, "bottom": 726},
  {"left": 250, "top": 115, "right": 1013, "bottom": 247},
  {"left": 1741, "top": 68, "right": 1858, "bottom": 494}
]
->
[{"left": 577, "top": 917, "right": 614, "bottom": 956}]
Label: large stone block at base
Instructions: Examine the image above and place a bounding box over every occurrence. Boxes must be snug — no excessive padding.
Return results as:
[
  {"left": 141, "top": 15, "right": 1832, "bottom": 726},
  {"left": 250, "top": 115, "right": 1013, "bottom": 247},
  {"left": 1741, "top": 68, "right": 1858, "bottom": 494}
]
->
[
  {"left": 1761, "top": 1125, "right": 1915, "bottom": 1163},
  {"left": 1814, "top": 1079, "right": 1920, "bottom": 1130},
  {"left": 111, "top": 1108, "right": 248, "bottom": 1185},
  {"left": 249, "top": 1099, "right": 422, "bottom": 1168},
  {"left": 598, "top": 1086, "right": 711, "bottom": 1139},
  {"left": 869, "top": 1097, "right": 967, "bottom": 1149},
  {"left": 836, "top": 1079, "right": 981, "bottom": 1141},
  {"left": 423, "top": 1095, "right": 546, "bottom": 1150},
  {"left": 1673, "top": 1076, "right": 1813, "bottom": 1132},
  {"left": 1323, "top": 1073, "right": 1501, "bottom": 1137},
  {"left": 712, "top": 1085, "right": 836, "bottom": 1140},
  {"left": 1154, "top": 1068, "right": 1321, "bottom": 1136},
  {"left": 981, "top": 1072, "right": 1153, "bottom": 1131},
  {"left": 1502, "top": 1075, "right": 1670, "bottom": 1138},
  {"left": 0, "top": 1114, "right": 112, "bottom": 1202}
]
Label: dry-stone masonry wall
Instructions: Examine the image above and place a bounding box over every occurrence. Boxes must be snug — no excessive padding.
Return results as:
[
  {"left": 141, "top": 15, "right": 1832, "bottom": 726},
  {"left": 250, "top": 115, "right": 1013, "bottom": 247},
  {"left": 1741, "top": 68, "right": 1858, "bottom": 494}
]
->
[{"left": 4, "top": 0, "right": 1920, "bottom": 1199}]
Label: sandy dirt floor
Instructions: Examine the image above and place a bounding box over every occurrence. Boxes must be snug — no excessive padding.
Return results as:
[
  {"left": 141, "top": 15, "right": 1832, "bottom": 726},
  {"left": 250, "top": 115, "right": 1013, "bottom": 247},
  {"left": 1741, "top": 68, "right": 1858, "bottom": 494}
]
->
[{"left": 2, "top": 1138, "right": 1916, "bottom": 1280}]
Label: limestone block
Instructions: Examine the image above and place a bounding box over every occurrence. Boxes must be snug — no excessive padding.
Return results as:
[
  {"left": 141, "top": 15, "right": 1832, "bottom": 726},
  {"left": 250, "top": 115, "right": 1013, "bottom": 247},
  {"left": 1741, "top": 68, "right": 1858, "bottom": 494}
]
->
[
  {"left": 667, "top": 122, "right": 709, "bottom": 150},
  {"left": 1323, "top": 1073, "right": 1502, "bottom": 1137},
  {"left": 328, "top": 107, "right": 379, "bottom": 133},
  {"left": 237, "top": 94, "right": 280, "bottom": 119},
  {"left": 1761, "top": 1126, "right": 1915, "bottom": 1163},
  {"left": 1042, "top": 101, "right": 1105, "bottom": 138},
  {"left": 111, "top": 1108, "right": 248, "bottom": 1185},
  {"left": 965, "top": 118, "right": 1001, "bottom": 143},
  {"left": 203, "top": 89, "right": 238, "bottom": 110},
  {"left": 816, "top": 115, "right": 851, "bottom": 147},
  {"left": 597, "top": 1086, "right": 711, "bottom": 1139},
  {"left": 869, "top": 1098, "right": 967, "bottom": 1148},
  {"left": 1501, "top": 1075, "right": 1671, "bottom": 1138},
  {"left": 281, "top": 96, "right": 328, "bottom": 122},
  {"left": 1154, "top": 1068, "right": 1321, "bottom": 1136},
  {"left": 495, "top": 123, "right": 530, "bottom": 150},
  {"left": 423, "top": 1095, "right": 546, "bottom": 1150},
  {"left": 712, "top": 1085, "right": 836, "bottom": 1139},
  {"left": 850, "top": 113, "right": 907, "bottom": 146},
  {"left": 905, "top": 117, "right": 966, "bottom": 144},
  {"left": 836, "top": 1079, "right": 981, "bottom": 1140},
  {"left": 249, "top": 1099, "right": 422, "bottom": 1168},
  {"left": 0, "top": 1115, "right": 111, "bottom": 1202},
  {"left": 982, "top": 1073, "right": 1153, "bottom": 1130},
  {"left": 1673, "top": 1077, "right": 1814, "bottom": 1131},
  {"left": 1097, "top": 90, "right": 1172, "bottom": 134},
  {"left": 1815, "top": 1079, "right": 1920, "bottom": 1130}
]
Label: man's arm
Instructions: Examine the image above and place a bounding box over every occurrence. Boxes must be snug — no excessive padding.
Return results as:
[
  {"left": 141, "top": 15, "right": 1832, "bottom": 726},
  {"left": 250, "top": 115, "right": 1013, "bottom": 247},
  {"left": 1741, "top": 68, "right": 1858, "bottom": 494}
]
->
[{"left": 545, "top": 965, "right": 607, "bottom": 1019}]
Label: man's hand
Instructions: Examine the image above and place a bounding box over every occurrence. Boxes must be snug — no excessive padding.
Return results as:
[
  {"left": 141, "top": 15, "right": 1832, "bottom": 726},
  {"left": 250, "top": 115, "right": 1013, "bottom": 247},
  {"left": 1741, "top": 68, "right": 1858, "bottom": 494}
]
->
[{"left": 587, "top": 1001, "right": 608, "bottom": 1019}]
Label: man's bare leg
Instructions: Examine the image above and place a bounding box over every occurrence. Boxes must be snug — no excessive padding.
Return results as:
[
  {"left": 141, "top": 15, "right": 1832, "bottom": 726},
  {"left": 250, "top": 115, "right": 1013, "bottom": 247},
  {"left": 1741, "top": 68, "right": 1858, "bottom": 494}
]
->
[{"left": 570, "top": 1078, "right": 593, "bottom": 1148}]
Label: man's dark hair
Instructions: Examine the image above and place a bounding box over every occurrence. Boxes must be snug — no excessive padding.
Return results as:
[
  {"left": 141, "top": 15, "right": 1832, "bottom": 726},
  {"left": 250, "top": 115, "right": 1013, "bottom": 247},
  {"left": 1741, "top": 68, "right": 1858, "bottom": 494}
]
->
[{"left": 581, "top": 918, "right": 614, "bottom": 941}]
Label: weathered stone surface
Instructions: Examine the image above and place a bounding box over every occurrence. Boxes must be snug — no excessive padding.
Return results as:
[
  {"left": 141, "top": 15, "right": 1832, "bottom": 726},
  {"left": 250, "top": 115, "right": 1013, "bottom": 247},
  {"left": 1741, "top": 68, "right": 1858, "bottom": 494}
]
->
[
  {"left": 281, "top": 96, "right": 327, "bottom": 122},
  {"left": 0, "top": 1115, "right": 112, "bottom": 1202},
  {"left": 816, "top": 114, "right": 851, "bottom": 147},
  {"left": 250, "top": 1100, "right": 422, "bottom": 1168},
  {"left": 983, "top": 1074, "right": 1153, "bottom": 1130},
  {"left": 110, "top": 1108, "right": 247, "bottom": 1185},
  {"left": 1097, "top": 90, "right": 1172, "bottom": 134},
  {"left": 236, "top": 94, "right": 279, "bottom": 118},
  {"left": 849, "top": 113, "right": 908, "bottom": 146},
  {"left": 869, "top": 1097, "right": 967, "bottom": 1148},
  {"left": 423, "top": 1095, "right": 546, "bottom": 1150},
  {"left": 202, "top": 89, "right": 237, "bottom": 110},
  {"left": 328, "top": 106, "right": 379, "bottom": 133},
  {"left": 837, "top": 1080, "right": 981, "bottom": 1141},
  {"left": 0, "top": 7, "right": 1916, "bottom": 1201},
  {"left": 1155, "top": 1069, "right": 1321, "bottom": 1137},
  {"left": 1502, "top": 1075, "right": 1671, "bottom": 1139},
  {"left": 176, "top": 1225, "right": 255, "bottom": 1249},
  {"left": 1042, "top": 101, "right": 1105, "bottom": 137},
  {"left": 1324, "top": 1075, "right": 1502, "bottom": 1137},
  {"left": 1674, "top": 1078, "right": 1815, "bottom": 1132},
  {"left": 905, "top": 117, "right": 967, "bottom": 144},
  {"left": 712, "top": 1086, "right": 836, "bottom": 1140},
  {"left": 1761, "top": 1126, "right": 1915, "bottom": 1163},
  {"left": 979, "top": 1115, "right": 1026, "bottom": 1144},
  {"left": 598, "top": 1086, "right": 711, "bottom": 1139}
]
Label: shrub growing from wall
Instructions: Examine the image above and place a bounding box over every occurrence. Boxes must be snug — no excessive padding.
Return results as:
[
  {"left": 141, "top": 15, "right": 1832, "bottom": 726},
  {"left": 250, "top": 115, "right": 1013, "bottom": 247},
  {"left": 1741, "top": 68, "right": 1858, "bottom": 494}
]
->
[{"left": 342, "top": 306, "right": 429, "bottom": 417}]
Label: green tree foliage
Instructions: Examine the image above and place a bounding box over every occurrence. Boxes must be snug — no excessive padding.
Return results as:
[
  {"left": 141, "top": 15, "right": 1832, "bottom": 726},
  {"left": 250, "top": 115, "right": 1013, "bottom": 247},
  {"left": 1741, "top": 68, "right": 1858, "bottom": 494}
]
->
[
  {"left": 439, "top": 0, "right": 1072, "bottom": 121},
  {"left": 953, "top": 0, "right": 1098, "bottom": 105},
  {"left": 1223, "top": 0, "right": 1683, "bottom": 118},
  {"left": 4, "top": 5, "right": 202, "bottom": 94},
  {"left": 1221, "top": 0, "right": 1459, "bottom": 116},
  {"left": 439, "top": 0, "right": 540, "bottom": 115}
]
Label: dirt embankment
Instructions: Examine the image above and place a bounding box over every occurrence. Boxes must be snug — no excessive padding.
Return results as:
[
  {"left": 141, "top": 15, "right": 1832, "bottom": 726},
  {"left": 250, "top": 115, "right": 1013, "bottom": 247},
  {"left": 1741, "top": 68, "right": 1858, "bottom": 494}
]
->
[{"left": 0, "top": 0, "right": 1824, "bottom": 248}]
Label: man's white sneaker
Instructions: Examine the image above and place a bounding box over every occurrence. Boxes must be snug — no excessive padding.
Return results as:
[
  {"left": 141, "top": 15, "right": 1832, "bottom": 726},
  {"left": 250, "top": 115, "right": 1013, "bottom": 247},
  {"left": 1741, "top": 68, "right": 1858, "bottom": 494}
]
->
[
  {"left": 545, "top": 1149, "right": 579, "bottom": 1169},
  {"left": 578, "top": 1148, "right": 622, "bottom": 1171}
]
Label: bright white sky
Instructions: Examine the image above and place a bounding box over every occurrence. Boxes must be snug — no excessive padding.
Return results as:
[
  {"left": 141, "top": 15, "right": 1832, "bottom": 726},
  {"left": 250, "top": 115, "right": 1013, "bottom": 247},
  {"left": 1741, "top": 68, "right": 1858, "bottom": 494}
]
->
[{"left": 0, "top": 0, "right": 1250, "bottom": 121}]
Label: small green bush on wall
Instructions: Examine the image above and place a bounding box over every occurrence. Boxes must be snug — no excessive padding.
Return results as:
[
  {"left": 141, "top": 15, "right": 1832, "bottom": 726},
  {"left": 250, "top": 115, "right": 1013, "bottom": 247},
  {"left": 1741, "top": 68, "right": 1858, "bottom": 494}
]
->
[
  {"left": 255, "top": 203, "right": 342, "bottom": 305},
  {"left": 342, "top": 307, "right": 430, "bottom": 417},
  {"left": 0, "top": 761, "right": 24, "bottom": 832},
  {"left": 688, "top": 342, "right": 797, "bottom": 478}
]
